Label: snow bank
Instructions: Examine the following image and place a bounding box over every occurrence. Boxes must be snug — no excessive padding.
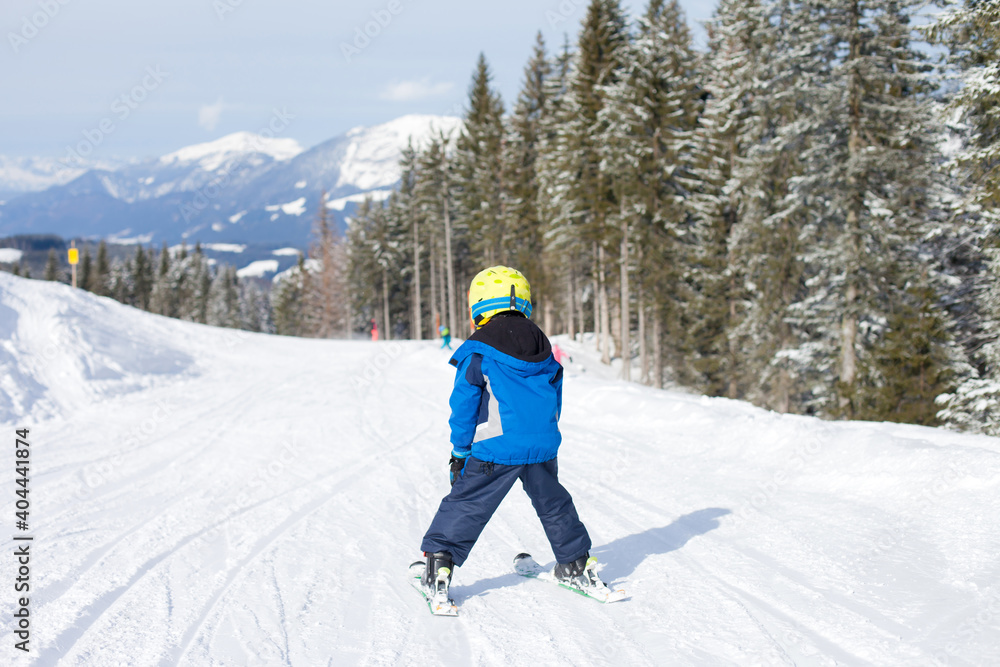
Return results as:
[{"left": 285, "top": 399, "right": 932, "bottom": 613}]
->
[{"left": 0, "top": 272, "right": 197, "bottom": 422}]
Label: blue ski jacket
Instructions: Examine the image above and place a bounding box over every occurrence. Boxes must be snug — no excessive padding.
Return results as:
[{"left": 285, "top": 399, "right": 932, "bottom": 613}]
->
[{"left": 447, "top": 314, "right": 563, "bottom": 465}]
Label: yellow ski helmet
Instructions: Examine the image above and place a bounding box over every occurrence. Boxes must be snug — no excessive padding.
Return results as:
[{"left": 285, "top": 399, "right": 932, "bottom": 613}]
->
[{"left": 468, "top": 266, "right": 532, "bottom": 328}]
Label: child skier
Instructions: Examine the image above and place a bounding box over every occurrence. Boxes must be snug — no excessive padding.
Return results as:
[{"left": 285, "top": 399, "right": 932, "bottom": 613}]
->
[{"left": 418, "top": 266, "right": 598, "bottom": 605}]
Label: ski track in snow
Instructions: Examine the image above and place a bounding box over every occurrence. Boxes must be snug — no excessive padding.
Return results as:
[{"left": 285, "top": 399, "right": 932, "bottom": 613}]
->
[{"left": 2, "top": 273, "right": 1000, "bottom": 666}]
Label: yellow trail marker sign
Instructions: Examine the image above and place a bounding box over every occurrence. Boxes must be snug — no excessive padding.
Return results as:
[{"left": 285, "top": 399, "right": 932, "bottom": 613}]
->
[{"left": 68, "top": 248, "right": 79, "bottom": 265}]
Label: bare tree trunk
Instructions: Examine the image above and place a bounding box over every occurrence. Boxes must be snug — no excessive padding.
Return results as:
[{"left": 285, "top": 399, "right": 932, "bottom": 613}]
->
[
  {"left": 620, "top": 211, "right": 631, "bottom": 381},
  {"left": 429, "top": 237, "right": 438, "bottom": 339},
  {"left": 439, "top": 251, "right": 447, "bottom": 333},
  {"left": 639, "top": 301, "right": 647, "bottom": 384},
  {"left": 382, "top": 267, "right": 391, "bottom": 341},
  {"left": 653, "top": 308, "right": 663, "bottom": 389},
  {"left": 775, "top": 368, "right": 791, "bottom": 414},
  {"left": 612, "top": 301, "right": 621, "bottom": 364},
  {"left": 638, "top": 245, "right": 647, "bottom": 383},
  {"left": 592, "top": 243, "right": 600, "bottom": 351},
  {"left": 839, "top": 0, "right": 863, "bottom": 417},
  {"left": 728, "top": 295, "right": 738, "bottom": 399},
  {"left": 599, "top": 244, "right": 611, "bottom": 365},
  {"left": 576, "top": 263, "right": 584, "bottom": 342},
  {"left": 340, "top": 241, "right": 352, "bottom": 339},
  {"left": 566, "top": 268, "right": 575, "bottom": 340},
  {"left": 412, "top": 208, "right": 422, "bottom": 340},
  {"left": 543, "top": 299, "right": 554, "bottom": 336},
  {"left": 444, "top": 178, "right": 457, "bottom": 339}
]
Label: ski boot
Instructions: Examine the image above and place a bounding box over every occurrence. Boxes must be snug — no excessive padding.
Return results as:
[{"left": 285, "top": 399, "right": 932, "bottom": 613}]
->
[
  {"left": 422, "top": 551, "right": 454, "bottom": 594},
  {"left": 554, "top": 552, "right": 601, "bottom": 590}
]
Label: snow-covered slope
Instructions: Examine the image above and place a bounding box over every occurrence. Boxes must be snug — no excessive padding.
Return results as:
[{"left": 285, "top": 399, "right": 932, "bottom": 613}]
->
[
  {"left": 334, "top": 114, "right": 460, "bottom": 191},
  {"left": 158, "top": 132, "right": 303, "bottom": 172},
  {"left": 2, "top": 272, "right": 998, "bottom": 666},
  {"left": 0, "top": 115, "right": 460, "bottom": 246}
]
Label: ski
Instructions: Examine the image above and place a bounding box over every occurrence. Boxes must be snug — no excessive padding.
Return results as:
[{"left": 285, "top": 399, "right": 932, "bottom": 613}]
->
[
  {"left": 408, "top": 561, "right": 459, "bottom": 616},
  {"left": 513, "top": 553, "right": 626, "bottom": 603}
]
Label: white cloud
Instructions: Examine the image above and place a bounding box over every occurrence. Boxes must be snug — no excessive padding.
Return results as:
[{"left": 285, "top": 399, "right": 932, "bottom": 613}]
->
[
  {"left": 198, "top": 98, "right": 225, "bottom": 131},
  {"left": 379, "top": 78, "right": 454, "bottom": 102}
]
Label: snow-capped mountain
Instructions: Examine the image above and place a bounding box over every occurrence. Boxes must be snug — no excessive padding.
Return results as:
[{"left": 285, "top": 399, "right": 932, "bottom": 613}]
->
[
  {"left": 0, "top": 155, "right": 131, "bottom": 201},
  {"left": 0, "top": 114, "right": 461, "bottom": 245}
]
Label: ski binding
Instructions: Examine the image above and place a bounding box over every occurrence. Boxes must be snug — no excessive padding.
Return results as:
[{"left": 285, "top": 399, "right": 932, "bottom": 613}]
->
[
  {"left": 513, "top": 553, "right": 626, "bottom": 603},
  {"left": 408, "top": 561, "right": 459, "bottom": 616}
]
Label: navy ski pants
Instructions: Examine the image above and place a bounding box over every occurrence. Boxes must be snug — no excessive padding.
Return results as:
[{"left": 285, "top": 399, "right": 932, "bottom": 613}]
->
[{"left": 420, "top": 456, "right": 591, "bottom": 567}]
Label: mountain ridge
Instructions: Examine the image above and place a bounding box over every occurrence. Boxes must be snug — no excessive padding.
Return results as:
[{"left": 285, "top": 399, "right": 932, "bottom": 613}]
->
[{"left": 0, "top": 114, "right": 461, "bottom": 246}]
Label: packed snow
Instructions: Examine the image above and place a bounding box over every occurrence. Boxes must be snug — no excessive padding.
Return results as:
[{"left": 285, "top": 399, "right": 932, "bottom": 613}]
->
[{"left": 1, "top": 272, "right": 998, "bottom": 666}]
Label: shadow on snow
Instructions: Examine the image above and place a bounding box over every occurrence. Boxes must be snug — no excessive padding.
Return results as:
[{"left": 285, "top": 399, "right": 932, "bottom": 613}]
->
[
  {"left": 592, "top": 507, "right": 731, "bottom": 581},
  {"left": 455, "top": 507, "right": 730, "bottom": 597}
]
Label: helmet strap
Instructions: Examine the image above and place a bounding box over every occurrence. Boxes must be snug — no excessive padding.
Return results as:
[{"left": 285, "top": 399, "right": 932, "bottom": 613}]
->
[{"left": 510, "top": 284, "right": 516, "bottom": 311}]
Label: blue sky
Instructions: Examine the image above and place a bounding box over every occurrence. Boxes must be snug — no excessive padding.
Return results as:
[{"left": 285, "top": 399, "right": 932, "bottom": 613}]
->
[{"left": 1, "top": 0, "right": 718, "bottom": 160}]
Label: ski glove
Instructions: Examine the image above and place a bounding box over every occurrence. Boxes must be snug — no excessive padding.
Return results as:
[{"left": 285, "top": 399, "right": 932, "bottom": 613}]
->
[{"left": 449, "top": 454, "right": 468, "bottom": 486}]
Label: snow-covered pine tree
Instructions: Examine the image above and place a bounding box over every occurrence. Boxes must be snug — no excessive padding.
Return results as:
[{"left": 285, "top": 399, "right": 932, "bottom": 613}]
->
[
  {"left": 186, "top": 243, "right": 212, "bottom": 324},
  {"left": 705, "top": 0, "right": 819, "bottom": 412},
  {"left": 132, "top": 245, "right": 153, "bottom": 311},
  {"left": 502, "top": 32, "right": 553, "bottom": 327},
  {"left": 43, "top": 247, "right": 60, "bottom": 282},
  {"left": 207, "top": 264, "right": 240, "bottom": 329},
  {"left": 688, "top": 0, "right": 772, "bottom": 398},
  {"left": 79, "top": 247, "right": 92, "bottom": 293},
  {"left": 394, "top": 142, "right": 424, "bottom": 339},
  {"left": 456, "top": 54, "right": 506, "bottom": 266},
  {"left": 238, "top": 280, "right": 272, "bottom": 333},
  {"left": 552, "top": 0, "right": 631, "bottom": 364},
  {"left": 927, "top": 0, "right": 1000, "bottom": 214},
  {"left": 416, "top": 134, "right": 462, "bottom": 337},
  {"left": 345, "top": 195, "right": 408, "bottom": 339},
  {"left": 928, "top": 0, "right": 1000, "bottom": 433},
  {"left": 90, "top": 240, "right": 111, "bottom": 296},
  {"left": 109, "top": 256, "right": 134, "bottom": 305},
  {"left": 536, "top": 36, "right": 587, "bottom": 338},
  {"left": 149, "top": 242, "right": 173, "bottom": 316},
  {"left": 271, "top": 254, "right": 308, "bottom": 337},
  {"left": 346, "top": 198, "right": 380, "bottom": 336},
  {"left": 375, "top": 200, "right": 399, "bottom": 340},
  {"left": 789, "top": 0, "right": 955, "bottom": 420},
  {"left": 599, "top": 0, "right": 703, "bottom": 383}
]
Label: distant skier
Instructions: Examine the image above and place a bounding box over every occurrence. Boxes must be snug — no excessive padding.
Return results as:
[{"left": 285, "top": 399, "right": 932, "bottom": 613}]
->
[
  {"left": 371, "top": 318, "right": 379, "bottom": 342},
  {"left": 418, "top": 265, "right": 597, "bottom": 604},
  {"left": 439, "top": 324, "right": 452, "bottom": 350},
  {"left": 552, "top": 344, "right": 571, "bottom": 366}
]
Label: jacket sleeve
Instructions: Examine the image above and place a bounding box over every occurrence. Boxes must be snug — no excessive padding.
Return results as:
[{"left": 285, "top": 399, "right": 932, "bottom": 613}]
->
[
  {"left": 553, "top": 363, "right": 563, "bottom": 422},
  {"left": 448, "top": 353, "right": 485, "bottom": 456}
]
